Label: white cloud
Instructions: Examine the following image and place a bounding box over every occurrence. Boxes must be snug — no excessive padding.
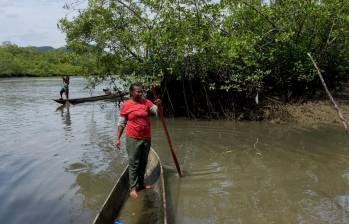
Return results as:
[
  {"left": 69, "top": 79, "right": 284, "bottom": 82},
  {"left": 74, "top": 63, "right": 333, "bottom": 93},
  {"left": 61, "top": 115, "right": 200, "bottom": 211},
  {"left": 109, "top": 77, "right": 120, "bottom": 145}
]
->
[{"left": 0, "top": 0, "right": 70, "bottom": 48}]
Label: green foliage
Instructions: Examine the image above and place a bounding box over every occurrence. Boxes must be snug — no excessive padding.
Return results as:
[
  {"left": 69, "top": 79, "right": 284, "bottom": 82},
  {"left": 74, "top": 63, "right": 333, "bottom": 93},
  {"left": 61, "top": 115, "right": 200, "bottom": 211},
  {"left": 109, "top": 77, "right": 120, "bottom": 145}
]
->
[
  {"left": 59, "top": 0, "right": 349, "bottom": 99},
  {"left": 0, "top": 43, "right": 98, "bottom": 77}
]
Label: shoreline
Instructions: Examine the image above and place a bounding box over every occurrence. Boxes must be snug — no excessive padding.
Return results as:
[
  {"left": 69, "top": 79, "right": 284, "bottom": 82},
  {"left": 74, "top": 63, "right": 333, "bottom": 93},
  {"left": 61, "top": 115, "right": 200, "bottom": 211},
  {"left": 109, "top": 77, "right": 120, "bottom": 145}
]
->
[
  {"left": 2, "top": 76, "right": 348, "bottom": 127},
  {"left": 262, "top": 99, "right": 349, "bottom": 126}
]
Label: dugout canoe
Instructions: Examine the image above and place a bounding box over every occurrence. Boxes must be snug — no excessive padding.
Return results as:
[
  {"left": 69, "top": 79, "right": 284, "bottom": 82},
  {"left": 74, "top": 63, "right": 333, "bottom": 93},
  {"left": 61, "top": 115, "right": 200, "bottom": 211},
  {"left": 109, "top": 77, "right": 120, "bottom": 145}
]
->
[
  {"left": 92, "top": 148, "right": 167, "bottom": 224},
  {"left": 53, "top": 92, "right": 126, "bottom": 105}
]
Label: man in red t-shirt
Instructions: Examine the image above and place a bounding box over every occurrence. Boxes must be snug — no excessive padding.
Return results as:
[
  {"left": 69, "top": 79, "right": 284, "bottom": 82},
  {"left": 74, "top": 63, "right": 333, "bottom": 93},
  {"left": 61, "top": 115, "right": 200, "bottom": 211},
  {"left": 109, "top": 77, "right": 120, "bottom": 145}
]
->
[{"left": 115, "top": 83, "right": 159, "bottom": 198}]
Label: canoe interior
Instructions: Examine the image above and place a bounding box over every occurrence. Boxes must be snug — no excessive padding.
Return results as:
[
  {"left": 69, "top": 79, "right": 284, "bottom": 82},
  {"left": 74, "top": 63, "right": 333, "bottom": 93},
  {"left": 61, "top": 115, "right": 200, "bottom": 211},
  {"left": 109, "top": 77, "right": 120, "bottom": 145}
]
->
[{"left": 93, "top": 148, "right": 167, "bottom": 224}]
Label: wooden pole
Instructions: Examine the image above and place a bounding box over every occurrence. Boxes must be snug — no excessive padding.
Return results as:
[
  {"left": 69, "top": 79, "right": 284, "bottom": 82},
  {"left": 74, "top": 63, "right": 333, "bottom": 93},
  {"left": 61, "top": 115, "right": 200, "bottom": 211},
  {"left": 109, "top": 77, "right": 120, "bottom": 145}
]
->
[
  {"left": 307, "top": 52, "right": 349, "bottom": 135},
  {"left": 152, "top": 86, "right": 183, "bottom": 177}
]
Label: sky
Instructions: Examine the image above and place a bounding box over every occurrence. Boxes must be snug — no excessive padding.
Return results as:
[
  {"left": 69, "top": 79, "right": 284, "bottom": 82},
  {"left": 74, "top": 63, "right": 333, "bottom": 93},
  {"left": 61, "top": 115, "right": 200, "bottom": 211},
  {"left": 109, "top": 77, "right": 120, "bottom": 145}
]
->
[
  {"left": 0, "top": 0, "right": 76, "bottom": 48},
  {"left": 0, "top": 0, "right": 225, "bottom": 48}
]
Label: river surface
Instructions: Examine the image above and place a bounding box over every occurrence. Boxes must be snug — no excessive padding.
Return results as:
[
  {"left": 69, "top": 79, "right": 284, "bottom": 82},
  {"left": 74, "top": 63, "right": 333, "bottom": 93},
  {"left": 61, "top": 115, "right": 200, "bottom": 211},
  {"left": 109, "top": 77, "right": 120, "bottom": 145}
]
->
[{"left": 1, "top": 77, "right": 349, "bottom": 224}]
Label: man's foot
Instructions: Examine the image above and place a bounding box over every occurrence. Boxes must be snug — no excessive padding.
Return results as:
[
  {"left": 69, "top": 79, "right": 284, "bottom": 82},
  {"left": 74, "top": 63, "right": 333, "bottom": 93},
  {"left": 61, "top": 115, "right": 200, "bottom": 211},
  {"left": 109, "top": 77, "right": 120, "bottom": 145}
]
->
[
  {"left": 59, "top": 97, "right": 63, "bottom": 100},
  {"left": 129, "top": 189, "right": 138, "bottom": 199}
]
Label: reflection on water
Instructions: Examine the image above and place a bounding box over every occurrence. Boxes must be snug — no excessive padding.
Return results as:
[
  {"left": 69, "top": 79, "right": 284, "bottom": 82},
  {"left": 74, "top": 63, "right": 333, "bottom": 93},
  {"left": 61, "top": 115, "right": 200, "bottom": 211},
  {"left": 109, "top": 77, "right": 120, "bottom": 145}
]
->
[
  {"left": 56, "top": 104, "right": 72, "bottom": 130},
  {"left": 1, "top": 77, "right": 349, "bottom": 224},
  {"left": 153, "top": 122, "right": 349, "bottom": 224},
  {"left": 0, "top": 77, "right": 127, "bottom": 224}
]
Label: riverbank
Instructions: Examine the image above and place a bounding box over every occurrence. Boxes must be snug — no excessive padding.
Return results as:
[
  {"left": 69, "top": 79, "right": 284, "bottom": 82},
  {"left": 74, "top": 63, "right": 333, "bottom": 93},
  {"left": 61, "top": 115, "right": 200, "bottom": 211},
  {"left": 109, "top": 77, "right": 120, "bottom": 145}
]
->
[
  {"left": 263, "top": 99, "right": 349, "bottom": 127},
  {"left": 2, "top": 76, "right": 347, "bottom": 127}
]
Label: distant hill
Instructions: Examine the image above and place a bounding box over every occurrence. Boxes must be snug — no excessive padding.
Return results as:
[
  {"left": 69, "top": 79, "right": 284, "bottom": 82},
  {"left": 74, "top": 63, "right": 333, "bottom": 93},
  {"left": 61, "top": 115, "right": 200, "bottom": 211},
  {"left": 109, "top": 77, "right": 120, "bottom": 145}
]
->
[{"left": 33, "top": 46, "right": 55, "bottom": 52}]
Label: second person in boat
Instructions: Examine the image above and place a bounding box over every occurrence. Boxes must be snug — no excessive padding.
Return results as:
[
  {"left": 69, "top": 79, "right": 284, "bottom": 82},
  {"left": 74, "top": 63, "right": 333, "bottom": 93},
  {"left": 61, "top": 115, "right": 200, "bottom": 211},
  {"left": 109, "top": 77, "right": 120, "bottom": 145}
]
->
[
  {"left": 60, "top": 76, "right": 70, "bottom": 100},
  {"left": 115, "top": 83, "right": 160, "bottom": 199}
]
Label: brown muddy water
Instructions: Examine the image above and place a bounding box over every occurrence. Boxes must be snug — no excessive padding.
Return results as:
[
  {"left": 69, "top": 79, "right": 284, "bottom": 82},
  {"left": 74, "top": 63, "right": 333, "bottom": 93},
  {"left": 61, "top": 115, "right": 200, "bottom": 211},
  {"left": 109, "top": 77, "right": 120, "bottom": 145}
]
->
[{"left": 1, "top": 77, "right": 349, "bottom": 224}]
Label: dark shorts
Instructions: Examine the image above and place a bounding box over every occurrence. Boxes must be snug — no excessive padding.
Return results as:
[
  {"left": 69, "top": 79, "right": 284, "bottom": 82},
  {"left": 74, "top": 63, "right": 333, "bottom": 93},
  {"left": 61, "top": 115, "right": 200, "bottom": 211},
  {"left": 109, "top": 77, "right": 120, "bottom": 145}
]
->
[{"left": 60, "top": 87, "right": 69, "bottom": 94}]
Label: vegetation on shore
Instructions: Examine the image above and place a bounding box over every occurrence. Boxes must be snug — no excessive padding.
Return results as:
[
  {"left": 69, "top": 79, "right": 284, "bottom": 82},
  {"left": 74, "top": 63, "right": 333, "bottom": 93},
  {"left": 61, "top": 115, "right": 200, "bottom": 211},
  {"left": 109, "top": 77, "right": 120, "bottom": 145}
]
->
[
  {"left": 2, "top": 1, "right": 349, "bottom": 120},
  {"left": 58, "top": 0, "right": 349, "bottom": 119},
  {"left": 0, "top": 42, "right": 98, "bottom": 77}
]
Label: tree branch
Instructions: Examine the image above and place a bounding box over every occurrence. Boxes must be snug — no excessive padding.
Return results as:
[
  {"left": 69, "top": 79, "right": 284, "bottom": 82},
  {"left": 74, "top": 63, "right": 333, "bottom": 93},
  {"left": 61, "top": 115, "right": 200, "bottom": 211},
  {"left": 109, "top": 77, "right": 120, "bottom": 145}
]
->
[
  {"left": 115, "top": 0, "right": 151, "bottom": 30},
  {"left": 307, "top": 53, "right": 349, "bottom": 135},
  {"left": 240, "top": 1, "right": 278, "bottom": 29}
]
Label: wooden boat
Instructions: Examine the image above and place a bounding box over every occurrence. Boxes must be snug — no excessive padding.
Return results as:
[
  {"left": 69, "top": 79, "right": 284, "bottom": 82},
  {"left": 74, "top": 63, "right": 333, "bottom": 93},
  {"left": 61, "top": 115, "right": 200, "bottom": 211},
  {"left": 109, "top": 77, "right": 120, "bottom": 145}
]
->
[
  {"left": 53, "top": 92, "right": 126, "bottom": 105},
  {"left": 93, "top": 148, "right": 167, "bottom": 224}
]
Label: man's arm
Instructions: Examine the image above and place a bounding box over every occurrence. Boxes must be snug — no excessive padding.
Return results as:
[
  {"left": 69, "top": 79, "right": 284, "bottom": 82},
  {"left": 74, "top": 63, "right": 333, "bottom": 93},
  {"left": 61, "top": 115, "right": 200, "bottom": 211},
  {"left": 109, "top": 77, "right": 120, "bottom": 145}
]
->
[
  {"left": 115, "top": 116, "right": 127, "bottom": 150},
  {"left": 148, "top": 99, "right": 161, "bottom": 116},
  {"left": 149, "top": 104, "right": 158, "bottom": 116}
]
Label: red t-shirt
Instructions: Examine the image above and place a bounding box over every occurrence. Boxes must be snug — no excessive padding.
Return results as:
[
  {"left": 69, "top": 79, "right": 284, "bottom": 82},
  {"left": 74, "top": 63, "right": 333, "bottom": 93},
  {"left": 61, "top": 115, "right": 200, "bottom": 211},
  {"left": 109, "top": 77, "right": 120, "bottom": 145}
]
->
[{"left": 120, "top": 99, "right": 154, "bottom": 140}]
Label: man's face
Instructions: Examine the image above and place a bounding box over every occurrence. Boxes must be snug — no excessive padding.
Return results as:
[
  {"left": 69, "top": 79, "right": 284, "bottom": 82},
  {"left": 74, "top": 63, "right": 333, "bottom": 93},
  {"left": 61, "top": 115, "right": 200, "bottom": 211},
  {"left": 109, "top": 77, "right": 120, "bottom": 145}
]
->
[{"left": 132, "top": 86, "right": 143, "bottom": 101}]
